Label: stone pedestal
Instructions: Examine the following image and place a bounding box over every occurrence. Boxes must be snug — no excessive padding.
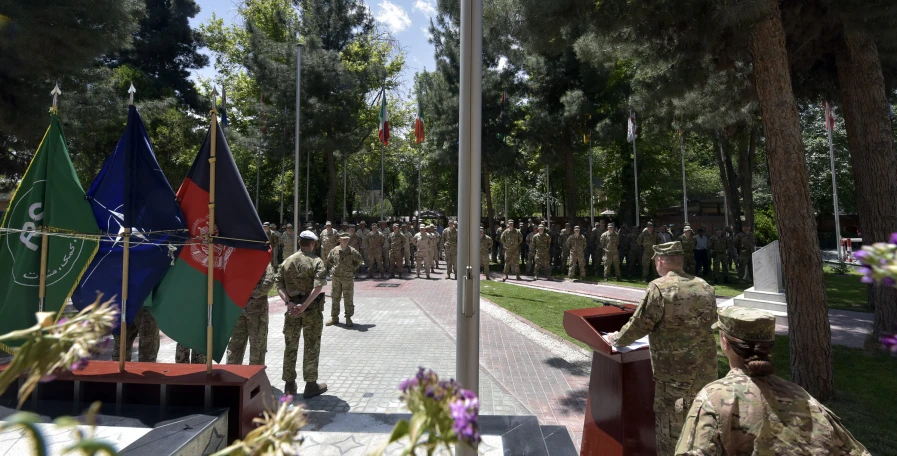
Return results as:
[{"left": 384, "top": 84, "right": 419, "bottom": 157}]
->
[{"left": 731, "top": 241, "right": 787, "bottom": 324}]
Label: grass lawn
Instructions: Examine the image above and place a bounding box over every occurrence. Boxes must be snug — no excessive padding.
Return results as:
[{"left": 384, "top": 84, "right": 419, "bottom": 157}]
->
[{"left": 481, "top": 280, "right": 895, "bottom": 456}]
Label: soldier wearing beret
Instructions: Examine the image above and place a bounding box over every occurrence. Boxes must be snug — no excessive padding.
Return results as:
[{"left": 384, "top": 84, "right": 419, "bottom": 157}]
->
[
  {"left": 608, "top": 241, "right": 717, "bottom": 455},
  {"left": 676, "top": 307, "right": 870, "bottom": 456}
]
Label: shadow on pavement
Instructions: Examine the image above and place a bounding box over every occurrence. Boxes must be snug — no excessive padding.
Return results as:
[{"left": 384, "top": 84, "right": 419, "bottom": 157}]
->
[{"left": 543, "top": 357, "right": 590, "bottom": 377}]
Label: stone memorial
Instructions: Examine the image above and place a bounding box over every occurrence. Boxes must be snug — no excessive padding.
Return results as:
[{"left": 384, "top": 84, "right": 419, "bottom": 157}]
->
[{"left": 732, "top": 240, "right": 788, "bottom": 323}]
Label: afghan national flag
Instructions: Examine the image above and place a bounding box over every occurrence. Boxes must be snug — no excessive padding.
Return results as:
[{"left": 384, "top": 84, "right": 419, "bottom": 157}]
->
[
  {"left": 414, "top": 98, "right": 425, "bottom": 144},
  {"left": 0, "top": 113, "right": 100, "bottom": 351},
  {"left": 823, "top": 100, "right": 835, "bottom": 132},
  {"left": 149, "top": 116, "right": 271, "bottom": 362},
  {"left": 627, "top": 112, "right": 638, "bottom": 143},
  {"left": 379, "top": 91, "right": 390, "bottom": 146},
  {"left": 71, "top": 106, "right": 187, "bottom": 327}
]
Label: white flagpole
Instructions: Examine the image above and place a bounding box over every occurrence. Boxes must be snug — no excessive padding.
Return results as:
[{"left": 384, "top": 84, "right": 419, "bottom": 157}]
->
[
  {"left": 545, "top": 165, "right": 551, "bottom": 228},
  {"left": 256, "top": 92, "right": 263, "bottom": 210},
  {"left": 589, "top": 147, "right": 594, "bottom": 227},
  {"left": 343, "top": 155, "right": 347, "bottom": 222},
  {"left": 680, "top": 132, "right": 688, "bottom": 225},
  {"left": 294, "top": 43, "right": 301, "bottom": 248},
  {"left": 826, "top": 101, "right": 843, "bottom": 259},
  {"left": 631, "top": 118, "right": 639, "bottom": 227},
  {"left": 718, "top": 140, "right": 729, "bottom": 227}
]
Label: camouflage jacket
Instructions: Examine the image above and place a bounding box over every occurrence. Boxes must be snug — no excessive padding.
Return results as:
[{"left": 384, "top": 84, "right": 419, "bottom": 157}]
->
[
  {"left": 636, "top": 229, "right": 661, "bottom": 252},
  {"left": 479, "top": 235, "right": 493, "bottom": 256},
  {"left": 249, "top": 264, "right": 276, "bottom": 302},
  {"left": 532, "top": 232, "right": 551, "bottom": 254},
  {"left": 280, "top": 232, "right": 296, "bottom": 258},
  {"left": 275, "top": 250, "right": 326, "bottom": 301},
  {"left": 428, "top": 231, "right": 439, "bottom": 252},
  {"left": 734, "top": 232, "right": 756, "bottom": 253},
  {"left": 615, "top": 271, "right": 717, "bottom": 385},
  {"left": 443, "top": 227, "right": 458, "bottom": 247},
  {"left": 675, "top": 368, "right": 870, "bottom": 456},
  {"left": 678, "top": 234, "right": 696, "bottom": 256},
  {"left": 413, "top": 232, "right": 431, "bottom": 254},
  {"left": 367, "top": 231, "right": 387, "bottom": 255},
  {"left": 347, "top": 232, "right": 362, "bottom": 251},
  {"left": 525, "top": 231, "right": 535, "bottom": 248},
  {"left": 327, "top": 246, "right": 362, "bottom": 278},
  {"left": 709, "top": 235, "right": 728, "bottom": 254},
  {"left": 388, "top": 231, "right": 406, "bottom": 255},
  {"left": 500, "top": 228, "right": 523, "bottom": 251},
  {"left": 566, "top": 233, "right": 586, "bottom": 254},
  {"left": 559, "top": 229, "right": 572, "bottom": 252},
  {"left": 600, "top": 231, "right": 620, "bottom": 252},
  {"left": 267, "top": 231, "right": 281, "bottom": 250},
  {"left": 319, "top": 229, "right": 340, "bottom": 251}
]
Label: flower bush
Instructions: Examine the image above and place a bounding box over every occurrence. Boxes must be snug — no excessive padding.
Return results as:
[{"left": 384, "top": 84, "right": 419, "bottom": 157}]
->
[
  {"left": 212, "top": 395, "right": 307, "bottom": 456},
  {"left": 854, "top": 234, "right": 897, "bottom": 352}
]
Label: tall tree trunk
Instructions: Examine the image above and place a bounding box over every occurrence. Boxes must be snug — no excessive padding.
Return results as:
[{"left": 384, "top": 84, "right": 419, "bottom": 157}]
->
[
  {"left": 714, "top": 136, "right": 740, "bottom": 229},
  {"left": 751, "top": 0, "right": 833, "bottom": 400},
  {"left": 739, "top": 126, "right": 757, "bottom": 229},
  {"left": 723, "top": 132, "right": 742, "bottom": 231},
  {"left": 483, "top": 159, "right": 496, "bottom": 260},
  {"left": 327, "top": 149, "right": 337, "bottom": 223},
  {"left": 836, "top": 29, "right": 897, "bottom": 346},
  {"left": 565, "top": 147, "right": 577, "bottom": 228}
]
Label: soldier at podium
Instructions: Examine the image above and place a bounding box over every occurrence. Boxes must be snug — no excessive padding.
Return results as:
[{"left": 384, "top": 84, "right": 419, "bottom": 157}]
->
[{"left": 607, "top": 241, "right": 717, "bottom": 456}]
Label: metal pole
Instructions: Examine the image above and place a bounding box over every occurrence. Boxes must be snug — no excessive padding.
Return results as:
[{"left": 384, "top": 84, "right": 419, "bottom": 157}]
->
[
  {"left": 380, "top": 143, "right": 385, "bottom": 220},
  {"left": 718, "top": 141, "right": 729, "bottom": 227},
  {"left": 255, "top": 93, "right": 263, "bottom": 209},
  {"left": 417, "top": 143, "right": 422, "bottom": 220},
  {"left": 294, "top": 43, "right": 301, "bottom": 249},
  {"left": 119, "top": 229, "right": 130, "bottom": 372},
  {"left": 545, "top": 165, "right": 550, "bottom": 228},
  {"left": 343, "top": 155, "right": 347, "bottom": 222},
  {"left": 589, "top": 148, "right": 594, "bottom": 227},
  {"left": 206, "top": 89, "right": 219, "bottom": 375},
  {"left": 280, "top": 106, "right": 286, "bottom": 226},
  {"left": 827, "top": 116, "right": 842, "bottom": 259},
  {"left": 632, "top": 134, "right": 639, "bottom": 228},
  {"left": 456, "top": 0, "right": 482, "bottom": 452},
  {"left": 680, "top": 133, "right": 688, "bottom": 225},
  {"left": 504, "top": 180, "right": 508, "bottom": 221}
]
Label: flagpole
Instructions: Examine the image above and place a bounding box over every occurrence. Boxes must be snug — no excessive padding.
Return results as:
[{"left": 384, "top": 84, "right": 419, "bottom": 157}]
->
[
  {"left": 255, "top": 93, "right": 263, "bottom": 210},
  {"left": 417, "top": 143, "right": 422, "bottom": 220},
  {"left": 280, "top": 105, "right": 287, "bottom": 227},
  {"left": 718, "top": 140, "right": 729, "bottom": 227},
  {"left": 545, "top": 165, "right": 550, "bottom": 228},
  {"left": 631, "top": 112, "right": 640, "bottom": 228},
  {"left": 39, "top": 86, "right": 61, "bottom": 314},
  {"left": 589, "top": 147, "right": 594, "bottom": 227},
  {"left": 680, "top": 132, "right": 688, "bottom": 225},
  {"left": 206, "top": 88, "right": 219, "bottom": 375},
  {"left": 380, "top": 142, "right": 385, "bottom": 221},
  {"left": 295, "top": 42, "right": 303, "bottom": 236},
  {"left": 120, "top": 83, "right": 137, "bottom": 373},
  {"left": 504, "top": 179, "right": 508, "bottom": 222},
  {"left": 343, "top": 155, "right": 347, "bottom": 222},
  {"left": 826, "top": 101, "right": 843, "bottom": 259}
]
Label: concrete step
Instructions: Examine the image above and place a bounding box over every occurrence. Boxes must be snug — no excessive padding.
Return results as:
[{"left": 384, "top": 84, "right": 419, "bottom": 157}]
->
[
  {"left": 733, "top": 296, "right": 788, "bottom": 325},
  {"left": 744, "top": 288, "right": 786, "bottom": 304}
]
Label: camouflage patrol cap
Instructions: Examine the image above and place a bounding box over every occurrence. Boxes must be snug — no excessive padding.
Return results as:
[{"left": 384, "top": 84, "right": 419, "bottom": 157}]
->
[
  {"left": 683, "top": 225, "right": 693, "bottom": 232},
  {"left": 339, "top": 233, "right": 350, "bottom": 239},
  {"left": 285, "top": 223, "right": 293, "bottom": 228},
  {"left": 507, "top": 219, "right": 514, "bottom": 224},
  {"left": 574, "top": 226, "right": 580, "bottom": 231},
  {"left": 607, "top": 223, "right": 614, "bottom": 228},
  {"left": 325, "top": 221, "right": 332, "bottom": 226},
  {"left": 646, "top": 222, "right": 654, "bottom": 227},
  {"left": 428, "top": 224, "right": 436, "bottom": 228},
  {"left": 359, "top": 220, "right": 367, "bottom": 225},
  {"left": 713, "top": 307, "right": 776, "bottom": 342},
  {"left": 420, "top": 224, "right": 426, "bottom": 229},
  {"left": 263, "top": 222, "right": 270, "bottom": 226},
  {"left": 565, "top": 222, "right": 571, "bottom": 227},
  {"left": 652, "top": 241, "right": 684, "bottom": 258},
  {"left": 392, "top": 223, "right": 399, "bottom": 228}
]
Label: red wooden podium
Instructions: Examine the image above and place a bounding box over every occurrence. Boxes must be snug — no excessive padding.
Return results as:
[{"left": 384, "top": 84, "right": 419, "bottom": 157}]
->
[{"left": 564, "top": 306, "right": 656, "bottom": 456}]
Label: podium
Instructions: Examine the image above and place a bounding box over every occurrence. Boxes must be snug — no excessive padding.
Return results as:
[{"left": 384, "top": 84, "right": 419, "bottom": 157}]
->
[{"left": 564, "top": 306, "right": 655, "bottom": 456}]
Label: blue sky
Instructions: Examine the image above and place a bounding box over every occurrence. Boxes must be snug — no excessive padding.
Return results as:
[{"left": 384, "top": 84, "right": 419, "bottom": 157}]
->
[{"left": 190, "top": 0, "right": 438, "bottom": 98}]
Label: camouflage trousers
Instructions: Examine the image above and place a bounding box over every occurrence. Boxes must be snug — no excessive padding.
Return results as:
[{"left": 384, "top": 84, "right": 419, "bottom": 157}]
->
[
  {"left": 738, "top": 250, "right": 752, "bottom": 281},
  {"left": 604, "top": 252, "right": 621, "bottom": 279},
  {"left": 112, "top": 307, "right": 160, "bottom": 362},
  {"left": 271, "top": 249, "right": 280, "bottom": 269},
  {"left": 503, "top": 248, "right": 520, "bottom": 275},
  {"left": 642, "top": 252, "right": 657, "bottom": 280},
  {"left": 533, "top": 252, "right": 550, "bottom": 277},
  {"left": 330, "top": 276, "right": 355, "bottom": 318},
  {"left": 226, "top": 298, "right": 269, "bottom": 365},
  {"left": 405, "top": 247, "right": 413, "bottom": 269},
  {"left": 366, "top": 253, "right": 385, "bottom": 276},
  {"left": 561, "top": 249, "right": 570, "bottom": 269},
  {"left": 683, "top": 253, "right": 696, "bottom": 275},
  {"left": 712, "top": 252, "right": 729, "bottom": 280},
  {"left": 427, "top": 250, "right": 436, "bottom": 270},
  {"left": 527, "top": 249, "right": 536, "bottom": 274},
  {"left": 445, "top": 246, "right": 457, "bottom": 276},
  {"left": 282, "top": 301, "right": 324, "bottom": 383},
  {"left": 627, "top": 249, "right": 641, "bottom": 277},
  {"left": 568, "top": 252, "right": 586, "bottom": 278},
  {"left": 415, "top": 252, "right": 430, "bottom": 276},
  {"left": 175, "top": 343, "right": 207, "bottom": 364},
  {"left": 591, "top": 248, "right": 603, "bottom": 272},
  {"left": 388, "top": 251, "right": 404, "bottom": 276},
  {"left": 480, "top": 253, "right": 490, "bottom": 275},
  {"left": 654, "top": 374, "right": 714, "bottom": 456}
]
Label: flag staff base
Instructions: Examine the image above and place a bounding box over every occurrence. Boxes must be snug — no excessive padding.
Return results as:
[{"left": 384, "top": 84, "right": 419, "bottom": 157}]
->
[{"left": 119, "top": 229, "right": 131, "bottom": 373}]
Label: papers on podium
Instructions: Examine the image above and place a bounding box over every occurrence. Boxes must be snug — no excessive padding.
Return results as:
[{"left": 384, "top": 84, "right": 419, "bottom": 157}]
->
[{"left": 600, "top": 332, "right": 650, "bottom": 353}]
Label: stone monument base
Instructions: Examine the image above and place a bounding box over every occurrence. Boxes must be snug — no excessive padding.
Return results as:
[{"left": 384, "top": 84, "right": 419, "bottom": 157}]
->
[{"left": 730, "top": 287, "right": 787, "bottom": 325}]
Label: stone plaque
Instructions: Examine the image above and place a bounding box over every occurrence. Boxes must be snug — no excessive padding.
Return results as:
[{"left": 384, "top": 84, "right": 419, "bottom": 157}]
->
[{"left": 752, "top": 240, "right": 784, "bottom": 294}]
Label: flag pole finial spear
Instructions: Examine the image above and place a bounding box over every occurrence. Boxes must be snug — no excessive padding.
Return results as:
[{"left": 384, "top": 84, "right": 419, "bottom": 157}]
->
[
  {"left": 211, "top": 86, "right": 219, "bottom": 114},
  {"left": 50, "top": 83, "right": 62, "bottom": 112},
  {"left": 128, "top": 83, "right": 136, "bottom": 105}
]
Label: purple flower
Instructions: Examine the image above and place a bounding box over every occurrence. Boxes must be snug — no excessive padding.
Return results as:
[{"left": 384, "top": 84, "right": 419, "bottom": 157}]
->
[
  {"left": 883, "top": 277, "right": 896, "bottom": 288},
  {"left": 450, "top": 389, "right": 481, "bottom": 446},
  {"left": 889, "top": 232, "right": 897, "bottom": 245},
  {"left": 861, "top": 274, "right": 874, "bottom": 284},
  {"left": 39, "top": 375, "right": 56, "bottom": 383},
  {"left": 280, "top": 394, "right": 294, "bottom": 404},
  {"left": 881, "top": 334, "right": 897, "bottom": 353},
  {"left": 398, "top": 378, "right": 418, "bottom": 393},
  {"left": 71, "top": 357, "right": 89, "bottom": 371},
  {"left": 853, "top": 250, "right": 869, "bottom": 262},
  {"left": 57, "top": 318, "right": 68, "bottom": 325}
]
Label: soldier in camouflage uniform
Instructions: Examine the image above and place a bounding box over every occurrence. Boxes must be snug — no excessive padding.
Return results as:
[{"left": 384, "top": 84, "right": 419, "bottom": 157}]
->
[
  {"left": 387, "top": 224, "right": 406, "bottom": 279},
  {"left": 734, "top": 224, "right": 756, "bottom": 282},
  {"left": 636, "top": 222, "right": 661, "bottom": 281},
  {"left": 366, "top": 225, "right": 387, "bottom": 279},
  {"left": 357, "top": 221, "right": 369, "bottom": 267},
  {"left": 559, "top": 223, "right": 572, "bottom": 270},
  {"left": 625, "top": 226, "right": 642, "bottom": 278},
  {"left": 265, "top": 222, "right": 281, "bottom": 269},
  {"left": 525, "top": 225, "right": 537, "bottom": 274},
  {"left": 175, "top": 343, "right": 206, "bottom": 364},
  {"left": 427, "top": 224, "right": 439, "bottom": 273},
  {"left": 479, "top": 227, "right": 493, "bottom": 280},
  {"left": 347, "top": 225, "right": 361, "bottom": 252},
  {"left": 113, "top": 307, "right": 160, "bottom": 362},
  {"left": 401, "top": 224, "right": 414, "bottom": 272},
  {"left": 600, "top": 223, "right": 622, "bottom": 281},
  {"left": 709, "top": 227, "right": 729, "bottom": 284},
  {"left": 566, "top": 226, "right": 587, "bottom": 280},
  {"left": 676, "top": 307, "right": 870, "bottom": 456},
  {"left": 443, "top": 220, "right": 458, "bottom": 279},
  {"left": 327, "top": 233, "right": 363, "bottom": 327},
  {"left": 531, "top": 224, "right": 551, "bottom": 280},
  {"left": 226, "top": 264, "right": 275, "bottom": 365},
  {"left": 500, "top": 220, "right": 523, "bottom": 281},
  {"left": 677, "top": 225, "right": 696, "bottom": 275},
  {"left": 281, "top": 224, "right": 296, "bottom": 261},
  {"left": 608, "top": 241, "right": 717, "bottom": 456},
  {"left": 276, "top": 230, "right": 328, "bottom": 398},
  {"left": 549, "top": 225, "right": 560, "bottom": 269},
  {"left": 413, "top": 224, "right": 432, "bottom": 279},
  {"left": 319, "top": 222, "right": 339, "bottom": 270}
]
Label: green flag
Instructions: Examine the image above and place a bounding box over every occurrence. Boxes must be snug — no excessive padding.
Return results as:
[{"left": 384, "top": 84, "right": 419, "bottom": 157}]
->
[{"left": 0, "top": 113, "right": 99, "bottom": 352}]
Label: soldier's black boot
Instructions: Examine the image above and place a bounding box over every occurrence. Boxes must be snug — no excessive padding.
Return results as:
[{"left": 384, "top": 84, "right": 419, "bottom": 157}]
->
[
  {"left": 284, "top": 381, "right": 298, "bottom": 396},
  {"left": 303, "top": 382, "right": 328, "bottom": 399},
  {"left": 346, "top": 317, "right": 354, "bottom": 328}
]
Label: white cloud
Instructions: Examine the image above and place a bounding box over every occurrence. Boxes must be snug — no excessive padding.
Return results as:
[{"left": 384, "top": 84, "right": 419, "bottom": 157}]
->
[
  {"left": 421, "top": 26, "right": 433, "bottom": 41},
  {"left": 413, "top": 0, "right": 437, "bottom": 17},
  {"left": 497, "top": 56, "right": 508, "bottom": 70},
  {"left": 375, "top": 1, "right": 412, "bottom": 33}
]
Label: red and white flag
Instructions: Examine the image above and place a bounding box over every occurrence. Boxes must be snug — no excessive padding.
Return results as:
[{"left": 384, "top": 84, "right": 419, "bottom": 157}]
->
[
  {"left": 627, "top": 113, "right": 638, "bottom": 143},
  {"left": 823, "top": 100, "right": 835, "bottom": 132}
]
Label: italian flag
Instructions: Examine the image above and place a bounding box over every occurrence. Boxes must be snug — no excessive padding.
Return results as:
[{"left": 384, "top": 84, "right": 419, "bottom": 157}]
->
[
  {"left": 379, "top": 91, "right": 390, "bottom": 146},
  {"left": 414, "top": 99, "right": 425, "bottom": 144}
]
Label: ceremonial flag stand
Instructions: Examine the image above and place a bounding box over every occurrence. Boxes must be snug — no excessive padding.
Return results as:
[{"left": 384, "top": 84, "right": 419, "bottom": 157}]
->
[{"left": 207, "top": 88, "right": 219, "bottom": 376}]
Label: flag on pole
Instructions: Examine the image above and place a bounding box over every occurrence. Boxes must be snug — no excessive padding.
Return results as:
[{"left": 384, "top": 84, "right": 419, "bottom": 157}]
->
[
  {"left": 414, "top": 98, "right": 425, "bottom": 144},
  {"left": 71, "top": 105, "right": 187, "bottom": 326},
  {"left": 823, "top": 100, "right": 835, "bottom": 132},
  {"left": 379, "top": 90, "right": 390, "bottom": 146},
  {"left": 149, "top": 116, "right": 271, "bottom": 362},
  {"left": 221, "top": 87, "right": 228, "bottom": 127},
  {"left": 627, "top": 113, "right": 638, "bottom": 143},
  {"left": 0, "top": 113, "right": 100, "bottom": 351}
]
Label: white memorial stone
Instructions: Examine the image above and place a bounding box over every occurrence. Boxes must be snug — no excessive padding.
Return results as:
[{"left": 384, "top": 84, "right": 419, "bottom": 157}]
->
[{"left": 752, "top": 240, "right": 784, "bottom": 293}]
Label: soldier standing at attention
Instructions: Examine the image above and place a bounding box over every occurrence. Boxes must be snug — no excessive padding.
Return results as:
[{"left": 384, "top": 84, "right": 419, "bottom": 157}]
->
[
  {"left": 379, "top": 221, "right": 390, "bottom": 265},
  {"left": 387, "top": 224, "right": 406, "bottom": 279},
  {"left": 427, "top": 224, "right": 439, "bottom": 273},
  {"left": 113, "top": 307, "right": 161, "bottom": 363},
  {"left": 531, "top": 223, "right": 551, "bottom": 280},
  {"left": 264, "top": 222, "right": 280, "bottom": 269},
  {"left": 600, "top": 223, "right": 622, "bottom": 281},
  {"left": 525, "top": 225, "right": 536, "bottom": 275},
  {"left": 281, "top": 224, "right": 296, "bottom": 261},
  {"left": 677, "top": 225, "right": 696, "bottom": 275},
  {"left": 276, "top": 229, "right": 328, "bottom": 398},
  {"left": 676, "top": 307, "right": 870, "bottom": 456},
  {"left": 226, "top": 264, "right": 275, "bottom": 365},
  {"left": 443, "top": 220, "right": 458, "bottom": 279},
  {"left": 566, "top": 226, "right": 587, "bottom": 280},
  {"left": 413, "top": 224, "right": 431, "bottom": 279},
  {"left": 500, "top": 220, "right": 523, "bottom": 281},
  {"left": 402, "top": 223, "right": 414, "bottom": 273},
  {"left": 549, "top": 224, "right": 560, "bottom": 270},
  {"left": 366, "top": 225, "right": 387, "bottom": 279},
  {"left": 636, "top": 222, "right": 661, "bottom": 281},
  {"left": 734, "top": 224, "right": 756, "bottom": 282},
  {"left": 709, "top": 227, "right": 729, "bottom": 285},
  {"left": 608, "top": 241, "right": 717, "bottom": 455},
  {"left": 319, "top": 221, "right": 338, "bottom": 270},
  {"left": 327, "top": 233, "right": 362, "bottom": 327},
  {"left": 479, "top": 227, "right": 493, "bottom": 280},
  {"left": 357, "top": 221, "right": 368, "bottom": 270},
  {"left": 559, "top": 223, "right": 572, "bottom": 271}
]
